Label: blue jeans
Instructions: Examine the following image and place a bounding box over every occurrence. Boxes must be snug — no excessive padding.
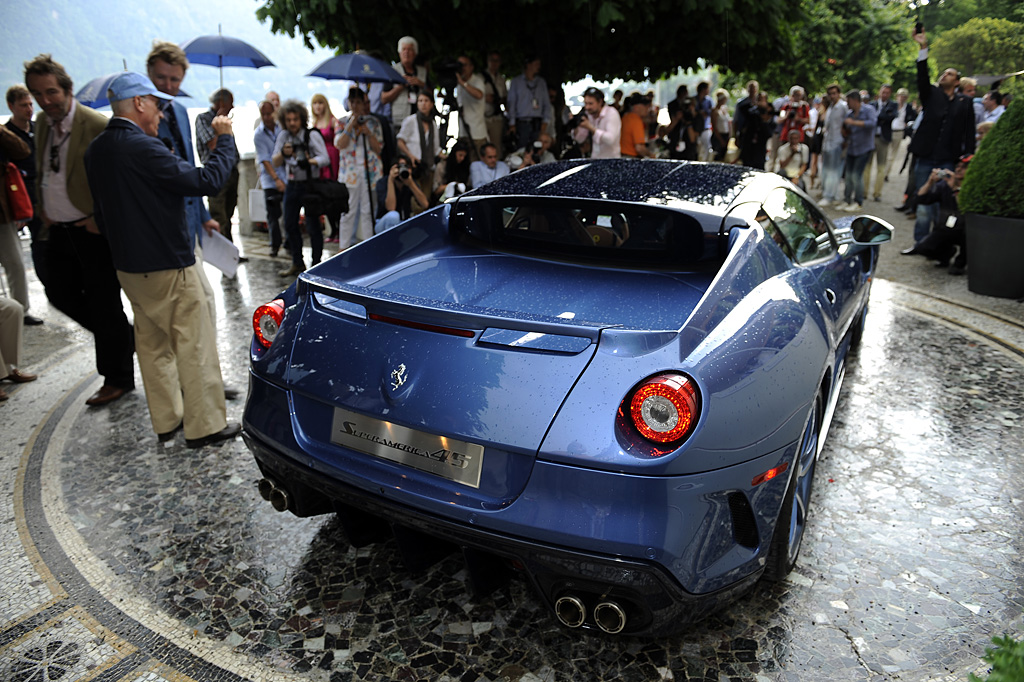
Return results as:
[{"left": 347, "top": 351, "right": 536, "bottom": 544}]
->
[
  {"left": 820, "top": 147, "right": 844, "bottom": 201},
  {"left": 913, "top": 158, "right": 955, "bottom": 243},
  {"left": 843, "top": 151, "right": 871, "bottom": 206},
  {"left": 374, "top": 211, "right": 401, "bottom": 234}
]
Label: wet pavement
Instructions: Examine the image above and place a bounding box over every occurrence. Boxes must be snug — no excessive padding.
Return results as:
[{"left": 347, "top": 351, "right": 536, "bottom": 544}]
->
[{"left": 2, "top": 157, "right": 1022, "bottom": 682}]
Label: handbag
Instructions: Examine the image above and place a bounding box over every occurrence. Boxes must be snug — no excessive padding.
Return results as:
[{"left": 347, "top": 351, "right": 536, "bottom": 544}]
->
[
  {"left": 303, "top": 178, "right": 349, "bottom": 217},
  {"left": 4, "top": 162, "right": 32, "bottom": 222}
]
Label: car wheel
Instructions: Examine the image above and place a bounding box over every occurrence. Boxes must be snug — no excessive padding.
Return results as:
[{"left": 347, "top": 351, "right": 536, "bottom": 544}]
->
[{"left": 763, "top": 393, "right": 822, "bottom": 581}]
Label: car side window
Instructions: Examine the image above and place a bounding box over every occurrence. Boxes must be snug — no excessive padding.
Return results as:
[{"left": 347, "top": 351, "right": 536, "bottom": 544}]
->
[{"left": 761, "top": 188, "right": 836, "bottom": 264}]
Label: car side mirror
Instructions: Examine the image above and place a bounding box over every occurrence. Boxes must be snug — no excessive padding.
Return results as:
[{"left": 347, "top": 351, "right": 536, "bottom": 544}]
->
[{"left": 850, "top": 216, "right": 893, "bottom": 245}]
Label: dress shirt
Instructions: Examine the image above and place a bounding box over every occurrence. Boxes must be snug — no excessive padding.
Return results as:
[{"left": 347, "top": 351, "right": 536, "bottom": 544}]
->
[
  {"left": 41, "top": 97, "right": 87, "bottom": 223},
  {"left": 821, "top": 100, "right": 849, "bottom": 152},
  {"left": 983, "top": 105, "right": 1005, "bottom": 123},
  {"left": 470, "top": 160, "right": 509, "bottom": 188},
  {"left": 574, "top": 104, "right": 621, "bottom": 159},
  {"left": 845, "top": 105, "right": 877, "bottom": 157},
  {"left": 254, "top": 121, "right": 285, "bottom": 189},
  {"left": 506, "top": 74, "right": 550, "bottom": 123}
]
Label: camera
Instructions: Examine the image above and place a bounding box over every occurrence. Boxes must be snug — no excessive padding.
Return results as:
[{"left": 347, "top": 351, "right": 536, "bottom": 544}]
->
[
  {"left": 936, "top": 168, "right": 952, "bottom": 179},
  {"left": 398, "top": 162, "right": 410, "bottom": 180},
  {"left": 530, "top": 140, "right": 543, "bottom": 162},
  {"left": 357, "top": 115, "right": 371, "bottom": 124},
  {"left": 568, "top": 109, "right": 587, "bottom": 129},
  {"left": 435, "top": 58, "right": 461, "bottom": 94}
]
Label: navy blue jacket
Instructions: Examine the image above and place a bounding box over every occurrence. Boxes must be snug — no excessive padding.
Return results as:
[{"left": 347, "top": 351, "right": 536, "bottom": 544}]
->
[
  {"left": 158, "top": 100, "right": 215, "bottom": 250},
  {"left": 85, "top": 117, "right": 237, "bottom": 273}
]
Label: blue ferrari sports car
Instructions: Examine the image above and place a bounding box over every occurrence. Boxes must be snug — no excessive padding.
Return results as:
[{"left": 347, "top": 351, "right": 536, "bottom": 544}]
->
[{"left": 243, "top": 159, "right": 892, "bottom": 636}]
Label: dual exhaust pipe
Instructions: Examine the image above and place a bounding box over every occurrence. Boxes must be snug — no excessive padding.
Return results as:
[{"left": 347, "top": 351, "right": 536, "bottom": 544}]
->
[
  {"left": 554, "top": 594, "right": 628, "bottom": 634},
  {"left": 258, "top": 478, "right": 290, "bottom": 512}
]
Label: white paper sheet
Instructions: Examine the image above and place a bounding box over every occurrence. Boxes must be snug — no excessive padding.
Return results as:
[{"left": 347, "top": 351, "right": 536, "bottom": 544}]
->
[{"left": 202, "top": 229, "right": 240, "bottom": 278}]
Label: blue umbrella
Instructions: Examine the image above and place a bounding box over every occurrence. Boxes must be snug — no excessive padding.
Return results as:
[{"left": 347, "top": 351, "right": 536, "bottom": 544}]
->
[
  {"left": 180, "top": 30, "right": 274, "bottom": 88},
  {"left": 76, "top": 71, "right": 191, "bottom": 109},
  {"left": 75, "top": 71, "right": 126, "bottom": 109},
  {"left": 307, "top": 52, "right": 405, "bottom": 85}
]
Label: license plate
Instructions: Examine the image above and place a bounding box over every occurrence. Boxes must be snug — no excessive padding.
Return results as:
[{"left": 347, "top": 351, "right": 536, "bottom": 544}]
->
[{"left": 330, "top": 407, "right": 483, "bottom": 488}]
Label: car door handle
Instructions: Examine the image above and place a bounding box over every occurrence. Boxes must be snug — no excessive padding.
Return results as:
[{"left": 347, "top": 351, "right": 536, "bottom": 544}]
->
[{"left": 825, "top": 288, "right": 836, "bottom": 305}]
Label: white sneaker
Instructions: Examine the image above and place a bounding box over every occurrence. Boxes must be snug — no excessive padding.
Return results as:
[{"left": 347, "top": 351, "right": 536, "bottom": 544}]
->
[
  {"left": 818, "top": 198, "right": 831, "bottom": 208},
  {"left": 843, "top": 202, "right": 862, "bottom": 212}
]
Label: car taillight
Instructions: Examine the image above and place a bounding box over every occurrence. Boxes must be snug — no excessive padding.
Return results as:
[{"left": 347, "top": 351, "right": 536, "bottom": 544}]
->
[
  {"left": 253, "top": 299, "right": 285, "bottom": 348},
  {"left": 623, "top": 373, "right": 700, "bottom": 446}
]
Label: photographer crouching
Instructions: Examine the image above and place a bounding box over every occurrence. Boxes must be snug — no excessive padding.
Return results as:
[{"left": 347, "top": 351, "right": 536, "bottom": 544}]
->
[
  {"left": 903, "top": 154, "right": 972, "bottom": 275},
  {"left": 374, "top": 154, "right": 429, "bottom": 234}
]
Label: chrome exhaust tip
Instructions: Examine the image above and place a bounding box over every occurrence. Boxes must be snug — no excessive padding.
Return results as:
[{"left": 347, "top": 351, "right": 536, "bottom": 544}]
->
[
  {"left": 554, "top": 595, "right": 586, "bottom": 628},
  {"left": 257, "top": 478, "right": 276, "bottom": 501},
  {"left": 268, "top": 486, "right": 290, "bottom": 512},
  {"left": 594, "top": 601, "right": 627, "bottom": 634}
]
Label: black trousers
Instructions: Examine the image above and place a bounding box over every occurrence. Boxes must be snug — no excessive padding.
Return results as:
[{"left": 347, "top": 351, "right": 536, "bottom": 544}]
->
[{"left": 45, "top": 224, "right": 135, "bottom": 389}]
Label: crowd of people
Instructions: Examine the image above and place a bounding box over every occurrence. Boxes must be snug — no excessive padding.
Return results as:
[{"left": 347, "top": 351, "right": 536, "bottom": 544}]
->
[{"left": 0, "top": 28, "right": 1012, "bottom": 428}]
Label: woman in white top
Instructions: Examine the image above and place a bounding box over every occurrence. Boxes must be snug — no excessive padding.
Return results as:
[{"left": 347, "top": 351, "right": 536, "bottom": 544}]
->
[{"left": 397, "top": 92, "right": 440, "bottom": 211}]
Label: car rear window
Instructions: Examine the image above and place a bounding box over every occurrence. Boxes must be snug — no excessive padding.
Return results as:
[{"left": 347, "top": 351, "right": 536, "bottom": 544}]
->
[{"left": 453, "top": 198, "right": 714, "bottom": 267}]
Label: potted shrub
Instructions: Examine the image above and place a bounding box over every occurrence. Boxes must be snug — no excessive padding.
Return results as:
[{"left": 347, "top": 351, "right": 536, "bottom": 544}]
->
[{"left": 958, "top": 98, "right": 1024, "bottom": 298}]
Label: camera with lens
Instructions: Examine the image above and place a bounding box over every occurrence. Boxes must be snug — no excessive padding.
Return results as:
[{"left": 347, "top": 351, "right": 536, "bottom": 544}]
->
[
  {"left": 357, "top": 115, "right": 371, "bottom": 124},
  {"left": 398, "top": 162, "right": 411, "bottom": 180},
  {"left": 436, "top": 58, "right": 461, "bottom": 94},
  {"left": 568, "top": 109, "right": 587, "bottom": 129},
  {"left": 530, "top": 140, "right": 543, "bottom": 162}
]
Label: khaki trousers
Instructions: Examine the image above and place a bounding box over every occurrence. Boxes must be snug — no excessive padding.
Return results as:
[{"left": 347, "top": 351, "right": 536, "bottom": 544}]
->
[
  {"left": 0, "top": 296, "right": 24, "bottom": 374},
  {"left": 862, "top": 136, "right": 891, "bottom": 200},
  {"left": 117, "top": 266, "right": 226, "bottom": 440}
]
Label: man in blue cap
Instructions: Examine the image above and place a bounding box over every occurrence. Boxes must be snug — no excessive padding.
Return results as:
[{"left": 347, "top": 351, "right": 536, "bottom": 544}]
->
[{"left": 84, "top": 72, "right": 240, "bottom": 449}]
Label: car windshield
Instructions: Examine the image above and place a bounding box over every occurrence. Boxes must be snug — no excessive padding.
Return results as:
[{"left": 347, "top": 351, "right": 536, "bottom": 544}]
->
[{"left": 453, "top": 198, "right": 714, "bottom": 268}]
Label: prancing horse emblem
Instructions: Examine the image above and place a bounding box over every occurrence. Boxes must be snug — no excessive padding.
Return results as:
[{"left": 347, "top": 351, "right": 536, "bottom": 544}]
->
[{"left": 390, "top": 363, "right": 408, "bottom": 391}]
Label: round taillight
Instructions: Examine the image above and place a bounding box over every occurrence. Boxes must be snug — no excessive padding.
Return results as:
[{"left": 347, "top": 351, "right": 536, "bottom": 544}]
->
[
  {"left": 627, "top": 373, "right": 699, "bottom": 444},
  {"left": 252, "top": 299, "right": 285, "bottom": 348}
]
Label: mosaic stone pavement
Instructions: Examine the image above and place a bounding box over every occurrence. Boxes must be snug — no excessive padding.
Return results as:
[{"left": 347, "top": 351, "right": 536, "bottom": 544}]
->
[{"left": 2, "top": 229, "right": 1023, "bottom": 681}]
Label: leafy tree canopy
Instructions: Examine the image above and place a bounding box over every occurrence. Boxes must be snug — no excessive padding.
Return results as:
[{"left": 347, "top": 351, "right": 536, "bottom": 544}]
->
[
  {"left": 915, "top": 0, "right": 1024, "bottom": 34},
  {"left": 255, "top": 0, "right": 798, "bottom": 85},
  {"left": 722, "top": 0, "right": 908, "bottom": 96},
  {"left": 930, "top": 17, "right": 1024, "bottom": 98}
]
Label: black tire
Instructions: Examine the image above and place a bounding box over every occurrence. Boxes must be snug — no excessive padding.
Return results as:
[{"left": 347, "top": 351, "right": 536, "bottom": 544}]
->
[
  {"left": 763, "top": 393, "right": 822, "bottom": 581},
  {"left": 849, "top": 304, "right": 867, "bottom": 352}
]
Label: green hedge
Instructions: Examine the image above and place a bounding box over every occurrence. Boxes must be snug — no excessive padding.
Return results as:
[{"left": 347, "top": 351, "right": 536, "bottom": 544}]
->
[
  {"left": 969, "top": 634, "right": 1024, "bottom": 682},
  {"left": 959, "top": 99, "right": 1024, "bottom": 218}
]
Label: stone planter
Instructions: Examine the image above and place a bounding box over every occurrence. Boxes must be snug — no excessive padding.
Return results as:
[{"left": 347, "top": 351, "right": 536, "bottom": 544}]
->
[{"left": 965, "top": 212, "right": 1024, "bottom": 299}]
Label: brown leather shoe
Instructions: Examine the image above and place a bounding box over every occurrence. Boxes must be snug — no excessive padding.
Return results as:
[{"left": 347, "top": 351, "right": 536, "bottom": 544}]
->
[
  {"left": 85, "top": 385, "right": 128, "bottom": 406},
  {"left": 2, "top": 369, "right": 37, "bottom": 383},
  {"left": 0, "top": 388, "right": 8, "bottom": 401}
]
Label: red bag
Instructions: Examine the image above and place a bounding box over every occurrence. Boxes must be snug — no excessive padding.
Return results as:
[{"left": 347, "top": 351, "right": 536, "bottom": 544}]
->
[{"left": 5, "top": 162, "right": 33, "bottom": 222}]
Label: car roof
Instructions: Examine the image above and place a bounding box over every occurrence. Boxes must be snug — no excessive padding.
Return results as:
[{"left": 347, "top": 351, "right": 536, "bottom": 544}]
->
[{"left": 465, "top": 159, "right": 769, "bottom": 210}]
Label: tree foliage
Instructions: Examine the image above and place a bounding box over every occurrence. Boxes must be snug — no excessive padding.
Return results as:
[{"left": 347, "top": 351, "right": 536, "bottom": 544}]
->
[
  {"left": 723, "top": 0, "right": 909, "bottom": 96},
  {"left": 930, "top": 18, "right": 1024, "bottom": 98},
  {"left": 255, "top": 0, "right": 797, "bottom": 85},
  {"left": 916, "top": 0, "right": 1024, "bottom": 34}
]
